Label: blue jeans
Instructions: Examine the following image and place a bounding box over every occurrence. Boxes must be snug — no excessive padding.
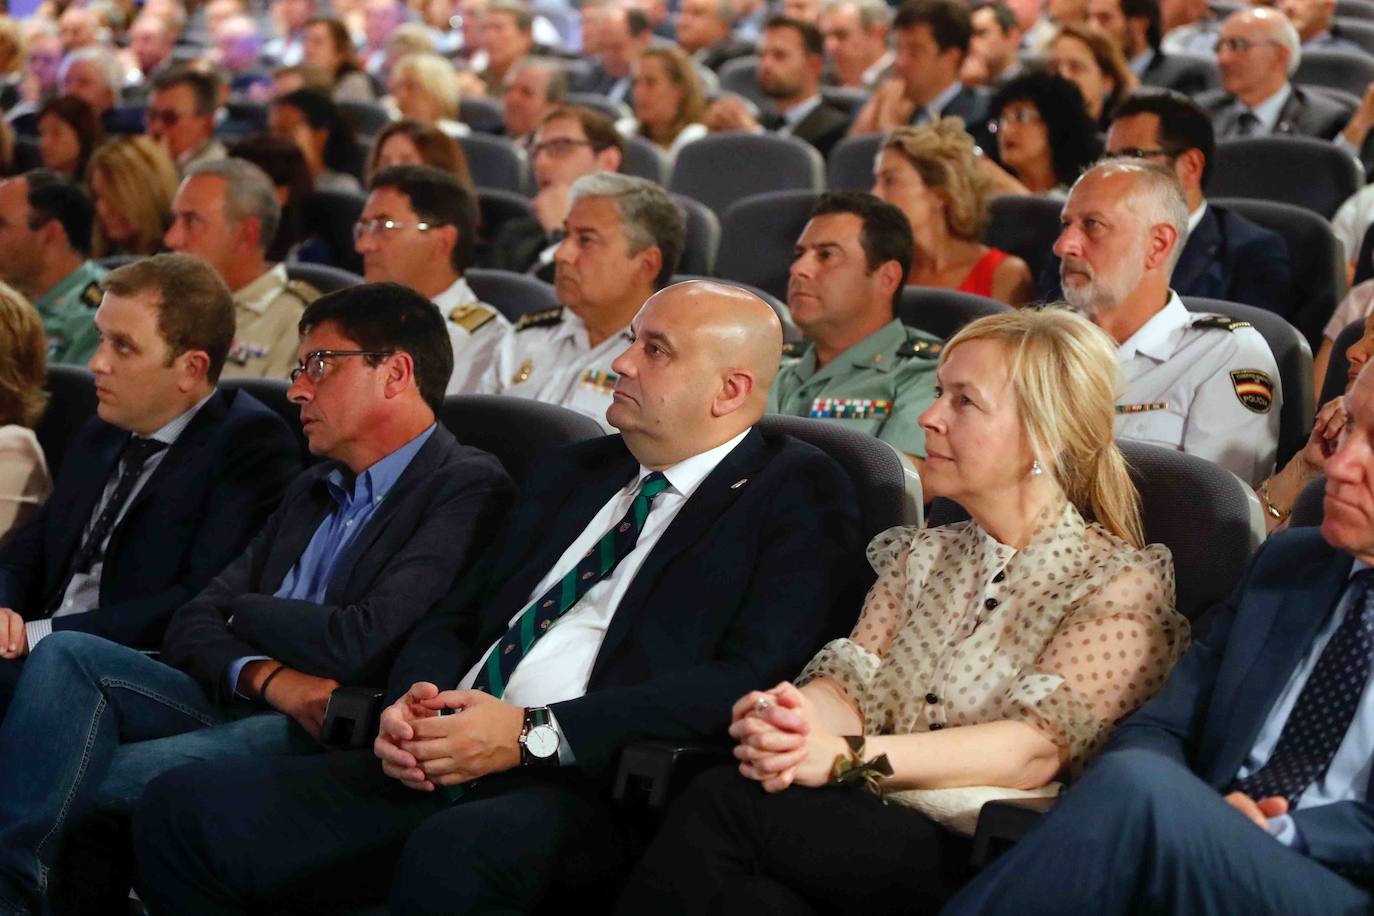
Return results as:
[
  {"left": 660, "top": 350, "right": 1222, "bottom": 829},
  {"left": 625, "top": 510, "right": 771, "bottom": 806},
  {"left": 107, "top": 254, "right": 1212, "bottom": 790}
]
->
[{"left": 0, "top": 631, "right": 317, "bottom": 915}]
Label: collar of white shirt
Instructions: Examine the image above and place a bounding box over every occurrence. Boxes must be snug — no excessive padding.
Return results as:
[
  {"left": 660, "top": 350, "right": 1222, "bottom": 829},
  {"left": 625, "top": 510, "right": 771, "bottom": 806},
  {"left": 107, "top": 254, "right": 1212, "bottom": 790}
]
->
[
  {"left": 633, "top": 427, "right": 753, "bottom": 503},
  {"left": 1240, "top": 82, "right": 1293, "bottom": 132},
  {"left": 432, "top": 276, "right": 478, "bottom": 311},
  {"left": 1186, "top": 200, "right": 1208, "bottom": 239},
  {"left": 1116, "top": 290, "right": 1188, "bottom": 363}
]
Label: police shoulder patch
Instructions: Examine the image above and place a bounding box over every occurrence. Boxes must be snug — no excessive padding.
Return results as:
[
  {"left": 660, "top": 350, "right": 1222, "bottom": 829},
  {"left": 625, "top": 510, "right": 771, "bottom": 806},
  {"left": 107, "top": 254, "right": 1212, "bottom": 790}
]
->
[
  {"left": 1192, "top": 314, "right": 1251, "bottom": 332},
  {"left": 515, "top": 307, "right": 563, "bottom": 331},
  {"left": 1230, "top": 369, "right": 1274, "bottom": 414}
]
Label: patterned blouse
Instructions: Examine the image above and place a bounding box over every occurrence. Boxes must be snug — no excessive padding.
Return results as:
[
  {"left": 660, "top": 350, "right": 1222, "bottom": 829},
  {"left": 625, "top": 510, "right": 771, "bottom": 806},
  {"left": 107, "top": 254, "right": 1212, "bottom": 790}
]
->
[{"left": 799, "top": 497, "right": 1189, "bottom": 773}]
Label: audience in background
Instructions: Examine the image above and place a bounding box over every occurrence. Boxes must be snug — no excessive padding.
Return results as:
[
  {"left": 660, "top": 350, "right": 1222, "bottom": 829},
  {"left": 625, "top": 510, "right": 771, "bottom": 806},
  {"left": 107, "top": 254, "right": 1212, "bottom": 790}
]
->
[
  {"left": 627, "top": 45, "right": 709, "bottom": 158},
  {"left": 984, "top": 71, "right": 1100, "bottom": 195},
  {"left": 581, "top": 4, "right": 653, "bottom": 101},
  {"left": 1050, "top": 22, "right": 1137, "bottom": 129},
  {"left": 677, "top": 0, "right": 755, "bottom": 71},
  {"left": 819, "top": 0, "right": 894, "bottom": 90},
  {"left": 270, "top": 88, "right": 362, "bottom": 193},
  {"left": 0, "top": 18, "right": 25, "bottom": 110},
  {"left": 962, "top": 1, "right": 1023, "bottom": 87},
  {"left": 1280, "top": 0, "right": 1364, "bottom": 52},
  {"left": 227, "top": 133, "right": 317, "bottom": 263},
  {"left": 387, "top": 51, "right": 468, "bottom": 137},
  {"left": 0, "top": 284, "right": 51, "bottom": 546},
  {"left": 146, "top": 66, "right": 227, "bottom": 173},
  {"left": 266, "top": 0, "right": 316, "bottom": 66},
  {"left": 478, "top": 0, "right": 536, "bottom": 93},
  {"left": 36, "top": 94, "right": 101, "bottom": 179},
  {"left": 502, "top": 56, "right": 567, "bottom": 149},
  {"left": 87, "top": 136, "right": 180, "bottom": 258},
  {"left": 1088, "top": 0, "right": 1213, "bottom": 95},
  {"left": 1160, "top": 0, "right": 1220, "bottom": 54},
  {"left": 302, "top": 16, "right": 378, "bottom": 102},
  {"left": 58, "top": 47, "right": 123, "bottom": 125},
  {"left": 124, "top": 11, "right": 178, "bottom": 89},
  {"left": 366, "top": 118, "right": 475, "bottom": 192}
]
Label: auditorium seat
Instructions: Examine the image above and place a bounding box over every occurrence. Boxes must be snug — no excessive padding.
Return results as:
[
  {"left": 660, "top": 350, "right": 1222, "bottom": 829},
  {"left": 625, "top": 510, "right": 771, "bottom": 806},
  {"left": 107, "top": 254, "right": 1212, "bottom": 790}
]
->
[
  {"left": 477, "top": 186, "right": 536, "bottom": 252},
  {"left": 984, "top": 194, "right": 1063, "bottom": 285},
  {"left": 218, "top": 377, "right": 310, "bottom": 462},
  {"left": 458, "top": 134, "right": 530, "bottom": 194},
  {"left": 1206, "top": 136, "right": 1363, "bottom": 220},
  {"left": 1332, "top": 17, "right": 1374, "bottom": 54},
  {"left": 439, "top": 394, "right": 605, "bottom": 485},
  {"left": 1338, "top": 0, "right": 1374, "bottom": 20},
  {"left": 716, "top": 55, "right": 766, "bottom": 108},
  {"left": 673, "top": 193, "right": 722, "bottom": 277},
  {"left": 620, "top": 134, "right": 670, "bottom": 185},
  {"left": 465, "top": 268, "right": 559, "bottom": 321},
  {"left": 668, "top": 133, "right": 824, "bottom": 218},
  {"left": 898, "top": 287, "right": 1011, "bottom": 340},
  {"left": 713, "top": 189, "right": 818, "bottom": 301},
  {"left": 300, "top": 188, "right": 367, "bottom": 275},
  {"left": 1320, "top": 316, "right": 1364, "bottom": 405},
  {"left": 33, "top": 365, "right": 98, "bottom": 475},
  {"left": 285, "top": 263, "right": 362, "bottom": 294},
  {"left": 826, "top": 132, "right": 883, "bottom": 191},
  {"left": 456, "top": 96, "right": 505, "bottom": 134},
  {"left": 564, "top": 92, "right": 632, "bottom": 122},
  {"left": 336, "top": 99, "right": 392, "bottom": 139},
  {"left": 1294, "top": 48, "right": 1374, "bottom": 95}
]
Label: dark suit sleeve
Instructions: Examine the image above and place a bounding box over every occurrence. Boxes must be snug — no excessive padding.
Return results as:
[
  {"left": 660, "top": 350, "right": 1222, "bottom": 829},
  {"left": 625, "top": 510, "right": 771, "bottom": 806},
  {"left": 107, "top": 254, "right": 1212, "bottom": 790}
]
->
[
  {"left": 0, "top": 498, "right": 50, "bottom": 611},
  {"left": 549, "top": 452, "right": 865, "bottom": 773},
  {"left": 49, "top": 410, "right": 301, "bottom": 647},
  {"left": 172, "top": 455, "right": 515, "bottom": 694},
  {"left": 1288, "top": 802, "right": 1374, "bottom": 880}
]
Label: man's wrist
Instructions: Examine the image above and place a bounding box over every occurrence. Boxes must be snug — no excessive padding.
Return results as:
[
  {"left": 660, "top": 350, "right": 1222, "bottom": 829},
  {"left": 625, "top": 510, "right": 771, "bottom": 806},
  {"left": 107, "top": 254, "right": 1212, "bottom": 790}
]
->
[
  {"left": 238, "top": 659, "right": 282, "bottom": 701},
  {"left": 519, "top": 705, "right": 560, "bottom": 766}
]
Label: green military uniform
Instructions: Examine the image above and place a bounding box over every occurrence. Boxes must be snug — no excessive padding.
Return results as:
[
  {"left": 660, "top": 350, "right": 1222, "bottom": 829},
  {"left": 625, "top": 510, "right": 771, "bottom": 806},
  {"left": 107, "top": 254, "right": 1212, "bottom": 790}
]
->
[
  {"left": 33, "top": 260, "right": 108, "bottom": 366},
  {"left": 767, "top": 319, "right": 943, "bottom": 458}
]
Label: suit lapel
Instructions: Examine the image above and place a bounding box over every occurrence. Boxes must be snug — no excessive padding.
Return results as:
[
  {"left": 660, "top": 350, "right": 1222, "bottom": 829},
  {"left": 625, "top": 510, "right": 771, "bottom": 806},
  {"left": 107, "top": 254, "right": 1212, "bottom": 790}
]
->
[
  {"left": 1174, "top": 207, "right": 1221, "bottom": 295},
  {"left": 50, "top": 427, "right": 125, "bottom": 585},
  {"left": 1274, "top": 89, "right": 1304, "bottom": 136},
  {"left": 122, "top": 389, "right": 229, "bottom": 520}
]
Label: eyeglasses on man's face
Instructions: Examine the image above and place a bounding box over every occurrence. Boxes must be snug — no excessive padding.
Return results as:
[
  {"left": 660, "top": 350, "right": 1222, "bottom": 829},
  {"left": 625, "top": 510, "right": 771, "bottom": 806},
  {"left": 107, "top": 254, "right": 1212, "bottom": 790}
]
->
[
  {"left": 289, "top": 349, "right": 394, "bottom": 383},
  {"left": 352, "top": 218, "right": 438, "bottom": 243}
]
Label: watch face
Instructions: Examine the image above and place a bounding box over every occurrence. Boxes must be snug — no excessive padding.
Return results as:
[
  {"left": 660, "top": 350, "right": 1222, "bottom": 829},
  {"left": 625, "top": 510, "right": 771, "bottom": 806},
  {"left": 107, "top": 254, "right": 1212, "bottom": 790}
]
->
[{"left": 526, "top": 724, "right": 559, "bottom": 758}]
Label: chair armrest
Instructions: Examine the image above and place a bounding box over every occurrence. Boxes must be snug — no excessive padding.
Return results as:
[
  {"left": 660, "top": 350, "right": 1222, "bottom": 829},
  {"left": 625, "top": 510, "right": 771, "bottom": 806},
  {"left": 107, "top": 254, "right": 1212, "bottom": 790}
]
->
[
  {"left": 320, "top": 686, "right": 384, "bottom": 750},
  {"left": 969, "top": 795, "right": 1059, "bottom": 868},
  {"left": 612, "top": 740, "right": 733, "bottom": 810}
]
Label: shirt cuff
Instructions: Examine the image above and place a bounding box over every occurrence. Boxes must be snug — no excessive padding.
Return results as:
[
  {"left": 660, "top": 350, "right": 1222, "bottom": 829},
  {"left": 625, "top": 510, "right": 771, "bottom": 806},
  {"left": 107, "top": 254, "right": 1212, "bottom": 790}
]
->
[
  {"left": 226, "top": 655, "right": 272, "bottom": 699},
  {"left": 1333, "top": 134, "right": 1361, "bottom": 160},
  {"left": 1266, "top": 813, "right": 1304, "bottom": 850},
  {"left": 547, "top": 706, "right": 576, "bottom": 766},
  {"left": 24, "top": 618, "right": 52, "bottom": 650}
]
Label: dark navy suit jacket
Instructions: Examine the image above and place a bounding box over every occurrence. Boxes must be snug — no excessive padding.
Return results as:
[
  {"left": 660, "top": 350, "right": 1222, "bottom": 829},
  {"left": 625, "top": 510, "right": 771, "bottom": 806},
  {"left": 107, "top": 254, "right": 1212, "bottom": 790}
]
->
[
  {"left": 1110, "top": 528, "right": 1374, "bottom": 883},
  {"left": 0, "top": 388, "right": 301, "bottom": 649}
]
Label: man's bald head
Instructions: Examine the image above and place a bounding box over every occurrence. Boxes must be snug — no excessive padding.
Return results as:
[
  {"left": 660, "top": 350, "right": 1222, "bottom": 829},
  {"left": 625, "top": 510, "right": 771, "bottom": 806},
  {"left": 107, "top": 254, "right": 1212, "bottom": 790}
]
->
[{"left": 608, "top": 280, "right": 783, "bottom": 469}]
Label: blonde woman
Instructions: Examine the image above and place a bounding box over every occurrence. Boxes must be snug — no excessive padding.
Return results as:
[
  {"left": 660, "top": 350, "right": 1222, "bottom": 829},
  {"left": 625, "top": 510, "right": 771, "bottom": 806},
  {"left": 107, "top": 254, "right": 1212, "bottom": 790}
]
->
[
  {"left": 873, "top": 120, "right": 1034, "bottom": 306},
  {"left": 626, "top": 46, "right": 707, "bottom": 159},
  {"left": 0, "top": 284, "right": 51, "bottom": 545},
  {"left": 86, "top": 136, "right": 178, "bottom": 257},
  {"left": 618, "top": 308, "right": 1189, "bottom": 914},
  {"left": 387, "top": 52, "right": 469, "bottom": 138}
]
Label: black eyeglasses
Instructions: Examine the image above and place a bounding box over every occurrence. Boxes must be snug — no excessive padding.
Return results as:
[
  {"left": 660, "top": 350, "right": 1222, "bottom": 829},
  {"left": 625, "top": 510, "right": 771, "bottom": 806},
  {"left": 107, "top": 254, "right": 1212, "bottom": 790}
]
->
[
  {"left": 290, "top": 349, "right": 394, "bottom": 383},
  {"left": 531, "top": 137, "right": 594, "bottom": 158},
  {"left": 1112, "top": 146, "right": 1180, "bottom": 160}
]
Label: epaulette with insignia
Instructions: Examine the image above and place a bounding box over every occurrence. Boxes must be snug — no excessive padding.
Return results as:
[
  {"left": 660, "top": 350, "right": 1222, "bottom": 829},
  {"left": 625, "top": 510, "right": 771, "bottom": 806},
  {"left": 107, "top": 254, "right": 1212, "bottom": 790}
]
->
[
  {"left": 1191, "top": 314, "right": 1251, "bottom": 332},
  {"left": 515, "top": 307, "right": 563, "bottom": 331},
  {"left": 448, "top": 302, "right": 498, "bottom": 334},
  {"left": 897, "top": 335, "right": 944, "bottom": 359},
  {"left": 283, "top": 279, "right": 321, "bottom": 304},
  {"left": 780, "top": 339, "right": 813, "bottom": 359},
  {"left": 80, "top": 281, "right": 103, "bottom": 309}
]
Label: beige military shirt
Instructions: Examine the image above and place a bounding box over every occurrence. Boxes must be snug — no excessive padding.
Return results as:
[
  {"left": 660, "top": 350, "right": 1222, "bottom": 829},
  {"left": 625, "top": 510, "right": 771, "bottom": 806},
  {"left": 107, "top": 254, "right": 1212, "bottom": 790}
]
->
[
  {"left": 222, "top": 264, "right": 319, "bottom": 381},
  {"left": 434, "top": 276, "right": 510, "bottom": 394}
]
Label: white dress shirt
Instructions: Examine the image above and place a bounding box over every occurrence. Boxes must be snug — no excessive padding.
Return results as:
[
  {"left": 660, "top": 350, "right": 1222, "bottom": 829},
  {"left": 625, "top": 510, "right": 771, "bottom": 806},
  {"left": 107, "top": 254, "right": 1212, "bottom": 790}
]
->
[{"left": 432, "top": 276, "right": 511, "bottom": 395}]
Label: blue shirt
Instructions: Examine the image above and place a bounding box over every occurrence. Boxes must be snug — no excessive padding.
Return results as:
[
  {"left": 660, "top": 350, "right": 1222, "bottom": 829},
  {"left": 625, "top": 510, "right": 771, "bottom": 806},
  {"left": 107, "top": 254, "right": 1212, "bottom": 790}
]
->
[
  {"left": 1236, "top": 559, "right": 1374, "bottom": 849},
  {"left": 225, "top": 424, "right": 438, "bottom": 695}
]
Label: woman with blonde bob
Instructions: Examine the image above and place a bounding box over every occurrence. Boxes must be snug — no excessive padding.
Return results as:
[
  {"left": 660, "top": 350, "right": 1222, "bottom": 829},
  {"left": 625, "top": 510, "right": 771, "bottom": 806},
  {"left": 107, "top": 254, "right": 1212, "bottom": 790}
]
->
[
  {"left": 0, "top": 284, "right": 51, "bottom": 544},
  {"left": 387, "top": 52, "right": 469, "bottom": 138},
  {"left": 874, "top": 120, "right": 1034, "bottom": 306},
  {"left": 86, "top": 136, "right": 179, "bottom": 257},
  {"left": 618, "top": 308, "right": 1189, "bottom": 914}
]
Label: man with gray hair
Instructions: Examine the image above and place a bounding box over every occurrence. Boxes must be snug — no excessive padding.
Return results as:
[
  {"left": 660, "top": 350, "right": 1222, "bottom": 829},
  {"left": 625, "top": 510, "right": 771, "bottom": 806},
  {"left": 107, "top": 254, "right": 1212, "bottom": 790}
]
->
[
  {"left": 1054, "top": 158, "right": 1281, "bottom": 485},
  {"left": 480, "top": 172, "right": 685, "bottom": 427},
  {"left": 501, "top": 56, "right": 568, "bottom": 149},
  {"left": 819, "top": 0, "right": 892, "bottom": 89},
  {"left": 1198, "top": 6, "right": 1348, "bottom": 140},
  {"left": 165, "top": 158, "right": 321, "bottom": 379},
  {"left": 58, "top": 47, "right": 123, "bottom": 120}
]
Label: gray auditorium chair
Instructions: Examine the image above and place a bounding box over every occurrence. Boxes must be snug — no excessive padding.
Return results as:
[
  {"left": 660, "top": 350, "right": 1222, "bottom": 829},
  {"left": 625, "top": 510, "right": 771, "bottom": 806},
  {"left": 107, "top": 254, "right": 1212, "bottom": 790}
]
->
[
  {"left": 33, "top": 365, "right": 99, "bottom": 475},
  {"left": 1333, "top": 18, "right": 1374, "bottom": 54},
  {"left": 285, "top": 263, "right": 362, "bottom": 294},
  {"left": 336, "top": 99, "right": 392, "bottom": 138},
  {"left": 898, "top": 287, "right": 1011, "bottom": 340},
  {"left": 218, "top": 377, "right": 310, "bottom": 461},
  {"left": 1213, "top": 196, "right": 1347, "bottom": 349},
  {"left": 440, "top": 394, "right": 604, "bottom": 485},
  {"left": 985, "top": 195, "right": 1063, "bottom": 286},
  {"left": 458, "top": 133, "right": 530, "bottom": 194},
  {"left": 465, "top": 268, "right": 559, "bottom": 321},
  {"left": 1183, "top": 296, "right": 1315, "bottom": 468},
  {"left": 673, "top": 193, "right": 722, "bottom": 277},
  {"left": 714, "top": 189, "right": 818, "bottom": 301},
  {"left": 1295, "top": 48, "right": 1374, "bottom": 95},
  {"left": 1206, "top": 136, "right": 1364, "bottom": 220},
  {"left": 821, "top": 86, "right": 870, "bottom": 117},
  {"left": 826, "top": 132, "right": 883, "bottom": 191},
  {"left": 716, "top": 55, "right": 766, "bottom": 107},
  {"left": 1339, "top": 0, "right": 1374, "bottom": 20},
  {"left": 668, "top": 133, "right": 824, "bottom": 218},
  {"left": 301, "top": 188, "right": 368, "bottom": 275},
  {"left": 456, "top": 96, "right": 505, "bottom": 134},
  {"left": 477, "top": 186, "right": 536, "bottom": 248},
  {"left": 620, "top": 134, "right": 670, "bottom": 184},
  {"left": 1321, "top": 317, "right": 1365, "bottom": 406},
  {"left": 564, "top": 92, "right": 631, "bottom": 122}
]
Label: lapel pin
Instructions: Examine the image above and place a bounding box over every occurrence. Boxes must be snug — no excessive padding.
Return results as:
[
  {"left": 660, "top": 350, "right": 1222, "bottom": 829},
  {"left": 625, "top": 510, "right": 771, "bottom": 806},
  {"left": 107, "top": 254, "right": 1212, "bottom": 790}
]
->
[{"left": 730, "top": 478, "right": 748, "bottom": 489}]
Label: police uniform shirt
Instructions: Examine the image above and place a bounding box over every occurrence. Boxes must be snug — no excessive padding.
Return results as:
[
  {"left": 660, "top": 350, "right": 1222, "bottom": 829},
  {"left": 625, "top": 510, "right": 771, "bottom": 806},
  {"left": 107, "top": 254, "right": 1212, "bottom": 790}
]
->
[
  {"left": 478, "top": 307, "right": 631, "bottom": 431},
  {"left": 33, "top": 260, "right": 108, "bottom": 366},
  {"left": 434, "top": 276, "right": 510, "bottom": 395},
  {"left": 767, "top": 319, "right": 943, "bottom": 458},
  {"left": 222, "top": 264, "right": 319, "bottom": 381},
  {"left": 1115, "top": 291, "right": 1281, "bottom": 486}
]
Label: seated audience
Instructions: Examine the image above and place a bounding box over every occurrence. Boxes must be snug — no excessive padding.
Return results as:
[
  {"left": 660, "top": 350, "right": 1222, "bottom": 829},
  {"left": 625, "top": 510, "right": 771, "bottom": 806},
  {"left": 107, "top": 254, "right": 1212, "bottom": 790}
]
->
[
  {"left": 874, "top": 120, "right": 1033, "bottom": 305},
  {"left": 1057, "top": 160, "right": 1281, "bottom": 485},
  {"left": 983, "top": 71, "right": 1100, "bottom": 196},
  {"left": 962, "top": 1, "right": 1022, "bottom": 88},
  {"left": 366, "top": 118, "right": 475, "bottom": 191},
  {"left": 1024, "top": 0, "right": 1090, "bottom": 50},
  {"left": 770, "top": 191, "right": 943, "bottom": 465},
  {"left": 480, "top": 172, "right": 684, "bottom": 427},
  {"left": 57, "top": 47, "right": 121, "bottom": 127},
  {"left": 486, "top": 105, "right": 625, "bottom": 281},
  {"left": 360, "top": 0, "right": 408, "bottom": 78},
  {"left": 0, "top": 281, "right": 516, "bottom": 913},
  {"left": 1280, "top": 0, "right": 1366, "bottom": 52},
  {"left": 1160, "top": 0, "right": 1219, "bottom": 54},
  {"left": 0, "top": 17, "right": 24, "bottom": 110},
  {"left": 678, "top": 0, "right": 756, "bottom": 71},
  {"left": 580, "top": 4, "right": 653, "bottom": 102},
  {"left": 1200, "top": 7, "right": 1348, "bottom": 141},
  {"left": 1050, "top": 22, "right": 1137, "bottom": 129},
  {"left": 820, "top": 0, "right": 893, "bottom": 91},
  {"left": 212, "top": 14, "right": 270, "bottom": 96},
  {"left": 87, "top": 136, "right": 179, "bottom": 258},
  {"left": 356, "top": 165, "right": 509, "bottom": 393},
  {"left": 626, "top": 46, "right": 709, "bottom": 159},
  {"left": 0, "top": 284, "right": 51, "bottom": 546},
  {"left": 303, "top": 16, "right": 378, "bottom": 102},
  {"left": 619, "top": 306, "right": 1188, "bottom": 914},
  {"left": 227, "top": 133, "right": 317, "bottom": 263},
  {"left": 270, "top": 88, "right": 362, "bottom": 193},
  {"left": 146, "top": 66, "right": 227, "bottom": 174},
  {"left": 56, "top": 7, "right": 102, "bottom": 53},
  {"left": 0, "top": 253, "right": 300, "bottom": 722},
  {"left": 0, "top": 171, "right": 106, "bottom": 366},
  {"left": 124, "top": 11, "right": 179, "bottom": 89},
  {"left": 944, "top": 351, "right": 1374, "bottom": 916},
  {"left": 704, "top": 15, "right": 852, "bottom": 159},
  {"left": 387, "top": 51, "right": 468, "bottom": 138},
  {"left": 133, "top": 278, "right": 868, "bottom": 914},
  {"left": 502, "top": 56, "right": 567, "bottom": 150},
  {"left": 477, "top": 0, "right": 536, "bottom": 94},
  {"left": 36, "top": 94, "right": 101, "bottom": 179},
  {"left": 266, "top": 0, "right": 315, "bottom": 66},
  {"left": 165, "top": 158, "right": 323, "bottom": 380},
  {"left": 1089, "top": 0, "right": 1213, "bottom": 95},
  {"left": 849, "top": 0, "right": 989, "bottom": 140}
]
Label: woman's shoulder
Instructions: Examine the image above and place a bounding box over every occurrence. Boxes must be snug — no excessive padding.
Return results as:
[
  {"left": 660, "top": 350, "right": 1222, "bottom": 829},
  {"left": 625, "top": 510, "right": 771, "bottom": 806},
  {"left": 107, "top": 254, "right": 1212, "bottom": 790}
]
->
[
  {"left": 1080, "top": 521, "right": 1174, "bottom": 585},
  {"left": 866, "top": 521, "right": 974, "bottom": 569},
  {"left": 0, "top": 425, "right": 41, "bottom": 455}
]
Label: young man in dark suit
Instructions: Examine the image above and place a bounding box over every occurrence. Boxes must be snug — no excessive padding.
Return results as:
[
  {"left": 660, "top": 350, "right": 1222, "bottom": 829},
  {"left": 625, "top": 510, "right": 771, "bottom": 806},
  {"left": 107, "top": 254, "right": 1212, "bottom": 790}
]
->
[
  {"left": 0, "top": 253, "right": 301, "bottom": 713},
  {"left": 132, "top": 279, "right": 869, "bottom": 914},
  {"left": 0, "top": 282, "right": 516, "bottom": 916}
]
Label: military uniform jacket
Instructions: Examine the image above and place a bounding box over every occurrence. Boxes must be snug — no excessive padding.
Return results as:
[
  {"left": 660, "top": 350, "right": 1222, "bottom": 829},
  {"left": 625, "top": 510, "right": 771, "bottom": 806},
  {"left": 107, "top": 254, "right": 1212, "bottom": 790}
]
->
[
  {"left": 34, "top": 260, "right": 107, "bottom": 366},
  {"left": 766, "top": 319, "right": 943, "bottom": 458},
  {"left": 478, "top": 307, "right": 630, "bottom": 430},
  {"left": 222, "top": 264, "right": 319, "bottom": 381},
  {"left": 434, "top": 276, "right": 510, "bottom": 395},
  {"left": 1115, "top": 292, "right": 1281, "bottom": 487}
]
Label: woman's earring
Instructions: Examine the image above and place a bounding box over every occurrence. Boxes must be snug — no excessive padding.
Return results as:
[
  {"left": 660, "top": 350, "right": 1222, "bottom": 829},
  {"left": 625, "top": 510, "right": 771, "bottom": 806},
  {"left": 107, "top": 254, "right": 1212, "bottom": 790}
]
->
[{"left": 1030, "top": 459, "right": 1043, "bottom": 477}]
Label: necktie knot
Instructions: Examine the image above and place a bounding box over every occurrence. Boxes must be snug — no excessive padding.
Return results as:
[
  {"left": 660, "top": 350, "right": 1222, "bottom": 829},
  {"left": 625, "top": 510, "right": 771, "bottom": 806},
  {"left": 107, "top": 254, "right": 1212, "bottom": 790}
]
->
[
  {"left": 1235, "top": 110, "right": 1260, "bottom": 136},
  {"left": 639, "top": 471, "right": 670, "bottom": 502},
  {"left": 123, "top": 436, "right": 167, "bottom": 470}
]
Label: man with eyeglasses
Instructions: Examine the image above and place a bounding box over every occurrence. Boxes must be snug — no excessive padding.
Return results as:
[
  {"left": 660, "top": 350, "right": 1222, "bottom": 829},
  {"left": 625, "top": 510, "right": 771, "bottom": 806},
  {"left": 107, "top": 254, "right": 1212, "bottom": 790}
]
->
[
  {"left": 485, "top": 105, "right": 625, "bottom": 282},
  {"left": 1197, "top": 6, "right": 1348, "bottom": 141},
  {"left": 356, "top": 165, "right": 509, "bottom": 394},
  {"left": 146, "top": 66, "right": 228, "bottom": 173},
  {"left": 0, "top": 281, "right": 516, "bottom": 915}
]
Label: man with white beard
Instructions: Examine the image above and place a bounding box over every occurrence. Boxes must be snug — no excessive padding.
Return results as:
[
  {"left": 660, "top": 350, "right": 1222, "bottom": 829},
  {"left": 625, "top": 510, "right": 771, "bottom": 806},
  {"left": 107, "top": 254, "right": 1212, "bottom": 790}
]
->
[{"left": 1053, "top": 158, "right": 1281, "bottom": 486}]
